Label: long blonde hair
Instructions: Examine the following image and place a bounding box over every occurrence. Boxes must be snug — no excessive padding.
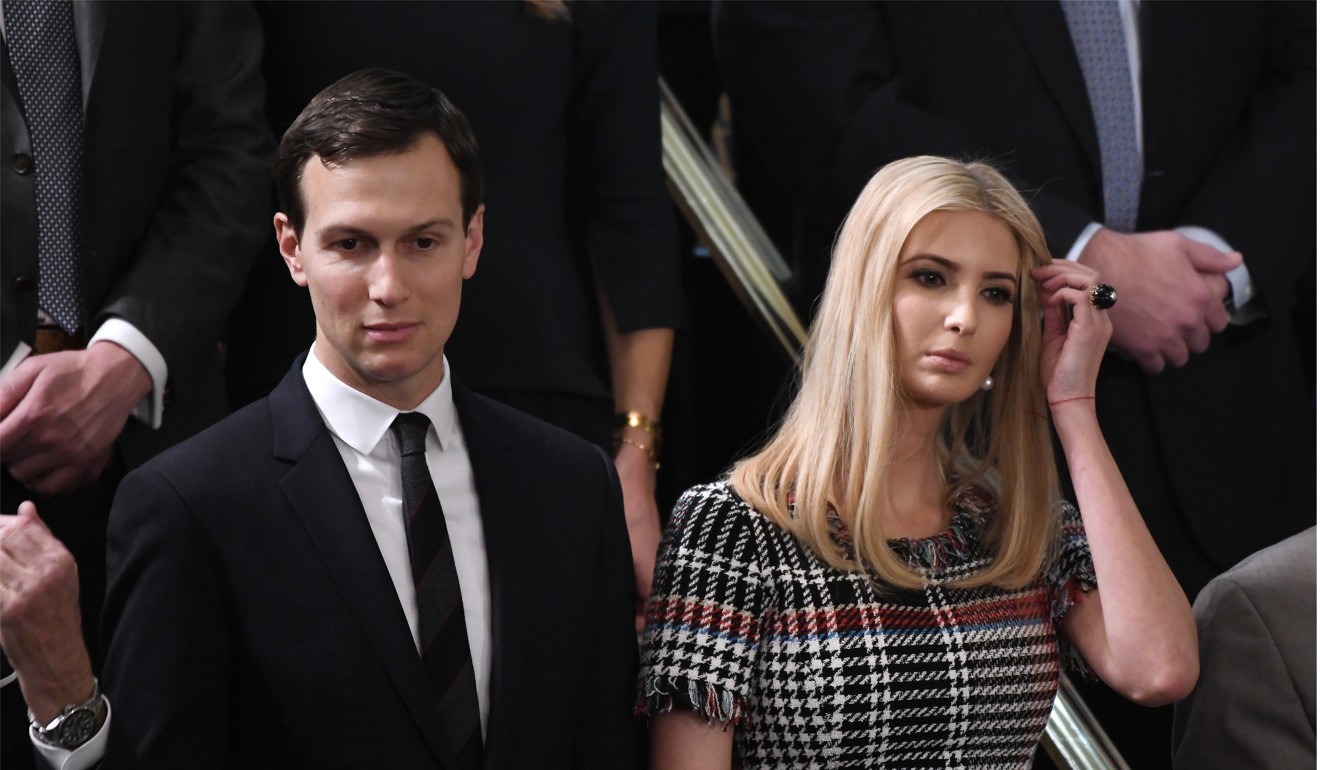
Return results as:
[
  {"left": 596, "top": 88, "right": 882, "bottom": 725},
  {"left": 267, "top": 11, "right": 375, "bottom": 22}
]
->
[{"left": 729, "top": 156, "right": 1059, "bottom": 590}]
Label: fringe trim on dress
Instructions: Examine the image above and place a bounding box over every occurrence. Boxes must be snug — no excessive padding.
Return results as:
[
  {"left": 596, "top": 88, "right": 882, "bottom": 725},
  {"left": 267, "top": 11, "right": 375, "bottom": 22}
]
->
[{"left": 636, "top": 676, "right": 746, "bottom": 727}]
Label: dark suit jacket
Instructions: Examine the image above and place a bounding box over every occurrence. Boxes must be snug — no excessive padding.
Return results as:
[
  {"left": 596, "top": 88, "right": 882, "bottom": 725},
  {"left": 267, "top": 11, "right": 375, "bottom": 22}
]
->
[
  {"left": 1173, "top": 527, "right": 1316, "bottom": 769},
  {"left": 101, "top": 357, "right": 644, "bottom": 769},
  {"left": 0, "top": 1, "right": 270, "bottom": 464},
  {"left": 714, "top": 0, "right": 1315, "bottom": 595}
]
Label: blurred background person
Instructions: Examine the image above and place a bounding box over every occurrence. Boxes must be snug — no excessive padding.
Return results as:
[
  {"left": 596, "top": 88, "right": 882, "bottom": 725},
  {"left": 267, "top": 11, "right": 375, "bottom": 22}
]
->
[
  {"left": 1173, "top": 527, "right": 1316, "bottom": 769},
  {"left": 1, "top": 2, "right": 270, "bottom": 765}
]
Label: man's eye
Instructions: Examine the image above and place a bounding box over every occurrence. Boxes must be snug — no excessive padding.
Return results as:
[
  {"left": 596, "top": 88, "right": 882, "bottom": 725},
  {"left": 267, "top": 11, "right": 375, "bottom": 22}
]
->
[
  {"left": 336, "top": 239, "right": 359, "bottom": 251},
  {"left": 415, "top": 237, "right": 436, "bottom": 249}
]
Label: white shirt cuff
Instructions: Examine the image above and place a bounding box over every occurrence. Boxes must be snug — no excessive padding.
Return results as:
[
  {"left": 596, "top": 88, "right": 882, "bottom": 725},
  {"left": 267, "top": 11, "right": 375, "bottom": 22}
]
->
[
  {"left": 1176, "top": 225, "right": 1255, "bottom": 311},
  {"left": 1064, "top": 222, "right": 1105, "bottom": 263},
  {"left": 30, "top": 699, "right": 111, "bottom": 770},
  {"left": 88, "top": 318, "right": 167, "bottom": 429},
  {"left": 1, "top": 341, "right": 32, "bottom": 380}
]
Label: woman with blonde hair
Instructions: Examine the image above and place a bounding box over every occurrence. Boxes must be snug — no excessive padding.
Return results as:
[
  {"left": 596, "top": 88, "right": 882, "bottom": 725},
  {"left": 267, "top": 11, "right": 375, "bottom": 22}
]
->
[{"left": 638, "top": 156, "right": 1197, "bottom": 768}]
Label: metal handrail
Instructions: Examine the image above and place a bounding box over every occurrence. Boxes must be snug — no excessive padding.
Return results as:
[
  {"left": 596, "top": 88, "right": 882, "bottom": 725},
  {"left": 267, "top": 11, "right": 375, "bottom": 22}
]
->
[
  {"left": 658, "top": 76, "right": 1130, "bottom": 770},
  {"left": 1044, "top": 674, "right": 1133, "bottom": 770},
  {"left": 659, "top": 79, "right": 806, "bottom": 358}
]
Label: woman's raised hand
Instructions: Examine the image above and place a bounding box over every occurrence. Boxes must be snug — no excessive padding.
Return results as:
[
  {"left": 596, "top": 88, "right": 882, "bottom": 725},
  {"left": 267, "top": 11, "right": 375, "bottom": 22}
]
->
[{"left": 1031, "top": 259, "right": 1113, "bottom": 405}]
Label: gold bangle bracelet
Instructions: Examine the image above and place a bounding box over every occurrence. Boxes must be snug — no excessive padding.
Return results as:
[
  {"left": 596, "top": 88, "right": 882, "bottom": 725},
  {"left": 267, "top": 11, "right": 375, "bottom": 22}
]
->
[
  {"left": 615, "top": 410, "right": 662, "bottom": 439},
  {"left": 613, "top": 437, "right": 661, "bottom": 471}
]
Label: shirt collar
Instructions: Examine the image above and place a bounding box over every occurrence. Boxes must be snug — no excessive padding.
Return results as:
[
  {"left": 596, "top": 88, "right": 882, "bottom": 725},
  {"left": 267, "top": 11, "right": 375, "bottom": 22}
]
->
[{"left": 302, "top": 349, "right": 461, "bottom": 455}]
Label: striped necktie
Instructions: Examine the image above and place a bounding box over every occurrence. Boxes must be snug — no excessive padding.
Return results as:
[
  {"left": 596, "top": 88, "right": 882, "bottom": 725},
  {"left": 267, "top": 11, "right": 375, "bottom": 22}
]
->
[{"left": 391, "top": 412, "right": 483, "bottom": 769}]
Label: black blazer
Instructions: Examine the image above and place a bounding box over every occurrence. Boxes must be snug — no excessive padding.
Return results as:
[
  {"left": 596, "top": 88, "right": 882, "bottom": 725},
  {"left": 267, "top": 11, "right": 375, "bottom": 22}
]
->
[
  {"left": 101, "top": 356, "right": 644, "bottom": 769},
  {"left": 715, "top": 0, "right": 1315, "bottom": 592},
  {"left": 0, "top": 1, "right": 271, "bottom": 464}
]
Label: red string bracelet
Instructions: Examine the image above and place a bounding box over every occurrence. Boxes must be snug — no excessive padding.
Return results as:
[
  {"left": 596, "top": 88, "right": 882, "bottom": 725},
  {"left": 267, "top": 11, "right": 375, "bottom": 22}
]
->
[{"left": 1048, "top": 395, "right": 1096, "bottom": 407}]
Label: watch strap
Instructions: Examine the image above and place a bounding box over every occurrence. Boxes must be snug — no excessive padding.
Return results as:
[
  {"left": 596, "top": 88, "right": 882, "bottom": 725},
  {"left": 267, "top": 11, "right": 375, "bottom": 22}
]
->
[{"left": 29, "top": 678, "right": 107, "bottom": 750}]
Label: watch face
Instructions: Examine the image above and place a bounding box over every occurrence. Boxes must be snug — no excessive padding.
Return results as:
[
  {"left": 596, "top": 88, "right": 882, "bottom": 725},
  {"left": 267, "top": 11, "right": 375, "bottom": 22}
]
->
[{"left": 55, "top": 708, "right": 98, "bottom": 746}]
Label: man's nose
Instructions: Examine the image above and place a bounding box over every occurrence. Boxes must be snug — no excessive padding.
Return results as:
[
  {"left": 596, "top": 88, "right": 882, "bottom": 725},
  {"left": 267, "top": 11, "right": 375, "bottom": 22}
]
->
[{"left": 368, "top": 251, "right": 408, "bottom": 305}]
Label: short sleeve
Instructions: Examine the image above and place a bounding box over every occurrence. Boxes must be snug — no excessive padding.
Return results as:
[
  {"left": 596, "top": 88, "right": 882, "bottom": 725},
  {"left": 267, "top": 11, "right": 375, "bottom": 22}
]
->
[
  {"left": 1043, "top": 500, "right": 1099, "bottom": 676},
  {"left": 636, "top": 484, "right": 766, "bottom": 725}
]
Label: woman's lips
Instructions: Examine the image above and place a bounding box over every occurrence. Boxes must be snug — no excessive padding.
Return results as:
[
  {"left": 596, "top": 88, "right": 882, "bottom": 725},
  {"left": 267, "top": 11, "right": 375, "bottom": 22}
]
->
[{"left": 926, "top": 349, "right": 971, "bottom": 372}]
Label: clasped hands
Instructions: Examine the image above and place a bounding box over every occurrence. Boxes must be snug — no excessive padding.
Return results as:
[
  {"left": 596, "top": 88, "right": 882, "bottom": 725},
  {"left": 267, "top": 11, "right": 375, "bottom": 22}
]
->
[
  {"left": 1077, "top": 228, "right": 1240, "bottom": 373},
  {"left": 0, "top": 341, "right": 152, "bottom": 496}
]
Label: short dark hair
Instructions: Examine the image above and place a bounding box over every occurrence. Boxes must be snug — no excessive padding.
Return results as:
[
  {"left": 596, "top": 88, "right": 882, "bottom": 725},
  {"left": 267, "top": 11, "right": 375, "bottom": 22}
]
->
[{"left": 274, "top": 68, "right": 483, "bottom": 234}]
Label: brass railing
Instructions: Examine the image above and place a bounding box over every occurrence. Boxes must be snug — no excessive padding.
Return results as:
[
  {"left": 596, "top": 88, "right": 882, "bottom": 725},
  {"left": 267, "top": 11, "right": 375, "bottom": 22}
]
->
[
  {"left": 659, "top": 81, "right": 806, "bottom": 358},
  {"left": 659, "top": 77, "right": 1131, "bottom": 770}
]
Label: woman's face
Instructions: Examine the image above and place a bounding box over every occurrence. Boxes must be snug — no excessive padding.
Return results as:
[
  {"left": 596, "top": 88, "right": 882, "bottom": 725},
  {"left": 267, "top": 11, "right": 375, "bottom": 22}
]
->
[{"left": 891, "top": 210, "right": 1020, "bottom": 410}]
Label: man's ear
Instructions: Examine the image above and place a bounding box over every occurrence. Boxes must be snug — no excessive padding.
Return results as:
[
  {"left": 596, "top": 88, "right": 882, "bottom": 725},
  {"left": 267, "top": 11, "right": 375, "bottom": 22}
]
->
[
  {"left": 462, "top": 204, "right": 484, "bottom": 280},
  {"left": 274, "top": 213, "right": 308, "bottom": 287}
]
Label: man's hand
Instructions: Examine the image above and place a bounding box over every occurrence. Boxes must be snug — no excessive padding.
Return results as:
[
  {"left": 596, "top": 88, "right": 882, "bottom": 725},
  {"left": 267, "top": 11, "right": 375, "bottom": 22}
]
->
[
  {"left": 0, "top": 501, "right": 95, "bottom": 724},
  {"left": 0, "top": 341, "right": 152, "bottom": 495},
  {"left": 1078, "top": 228, "right": 1240, "bottom": 373},
  {"left": 614, "top": 442, "right": 661, "bottom": 633}
]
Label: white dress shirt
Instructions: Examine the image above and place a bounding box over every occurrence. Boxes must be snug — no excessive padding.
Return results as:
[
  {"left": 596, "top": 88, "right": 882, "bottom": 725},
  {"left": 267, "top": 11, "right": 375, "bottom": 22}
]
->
[{"left": 302, "top": 349, "right": 493, "bottom": 735}]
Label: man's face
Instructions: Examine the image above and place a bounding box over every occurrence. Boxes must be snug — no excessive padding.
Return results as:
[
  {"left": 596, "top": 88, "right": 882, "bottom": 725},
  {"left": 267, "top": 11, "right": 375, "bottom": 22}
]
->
[{"left": 275, "top": 134, "right": 483, "bottom": 409}]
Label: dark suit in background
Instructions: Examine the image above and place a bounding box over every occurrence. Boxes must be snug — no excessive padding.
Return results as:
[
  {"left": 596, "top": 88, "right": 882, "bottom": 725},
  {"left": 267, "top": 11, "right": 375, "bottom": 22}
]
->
[
  {"left": 102, "top": 358, "right": 643, "bottom": 768},
  {"left": 2, "top": 2, "right": 270, "bottom": 464},
  {"left": 0, "top": 3, "right": 269, "bottom": 766},
  {"left": 1173, "top": 527, "right": 1316, "bottom": 769},
  {"left": 713, "top": 2, "right": 1314, "bottom": 766}
]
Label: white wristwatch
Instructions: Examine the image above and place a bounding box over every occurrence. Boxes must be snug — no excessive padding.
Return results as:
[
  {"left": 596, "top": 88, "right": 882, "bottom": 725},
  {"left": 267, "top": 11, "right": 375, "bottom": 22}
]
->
[{"left": 29, "top": 678, "right": 108, "bottom": 750}]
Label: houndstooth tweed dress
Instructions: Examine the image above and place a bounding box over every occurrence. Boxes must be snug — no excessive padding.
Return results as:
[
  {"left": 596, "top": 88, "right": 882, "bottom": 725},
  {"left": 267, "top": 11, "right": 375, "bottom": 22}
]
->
[{"left": 638, "top": 481, "right": 1096, "bottom": 769}]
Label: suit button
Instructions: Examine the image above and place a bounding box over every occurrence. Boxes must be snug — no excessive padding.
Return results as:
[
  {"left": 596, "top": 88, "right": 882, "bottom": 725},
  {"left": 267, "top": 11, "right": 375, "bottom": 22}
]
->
[
  {"left": 10, "top": 153, "right": 32, "bottom": 174},
  {"left": 12, "top": 275, "right": 35, "bottom": 296}
]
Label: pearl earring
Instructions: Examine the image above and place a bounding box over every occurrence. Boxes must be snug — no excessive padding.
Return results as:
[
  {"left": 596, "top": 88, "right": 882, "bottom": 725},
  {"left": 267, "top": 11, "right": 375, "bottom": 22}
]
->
[{"left": 981, "top": 376, "right": 994, "bottom": 391}]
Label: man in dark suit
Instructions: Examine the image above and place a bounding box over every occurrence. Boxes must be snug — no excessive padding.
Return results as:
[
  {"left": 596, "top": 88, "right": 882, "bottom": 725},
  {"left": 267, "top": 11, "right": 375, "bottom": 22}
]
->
[
  {"left": 713, "top": 2, "right": 1314, "bottom": 765},
  {"left": 0, "top": 3, "right": 269, "bottom": 766},
  {"left": 229, "top": 2, "right": 685, "bottom": 630},
  {"left": 2, "top": 69, "right": 643, "bottom": 768}
]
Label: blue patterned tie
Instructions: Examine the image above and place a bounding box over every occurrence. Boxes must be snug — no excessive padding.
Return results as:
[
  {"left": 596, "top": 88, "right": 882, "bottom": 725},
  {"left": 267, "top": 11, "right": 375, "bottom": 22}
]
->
[
  {"left": 391, "top": 412, "right": 483, "bottom": 769},
  {"left": 1062, "top": 0, "right": 1141, "bottom": 233},
  {"left": 4, "top": 0, "right": 85, "bottom": 333}
]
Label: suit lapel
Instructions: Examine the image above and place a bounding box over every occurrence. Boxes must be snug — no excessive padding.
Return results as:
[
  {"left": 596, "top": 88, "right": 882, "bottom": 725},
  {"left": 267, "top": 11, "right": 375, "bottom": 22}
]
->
[
  {"left": 269, "top": 359, "right": 461, "bottom": 769},
  {"left": 1003, "top": 1, "right": 1102, "bottom": 173},
  {"left": 72, "top": 0, "right": 106, "bottom": 108},
  {"left": 452, "top": 382, "right": 529, "bottom": 770}
]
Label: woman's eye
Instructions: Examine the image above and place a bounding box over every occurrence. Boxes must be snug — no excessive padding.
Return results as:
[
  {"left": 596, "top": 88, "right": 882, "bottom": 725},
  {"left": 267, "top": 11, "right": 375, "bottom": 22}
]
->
[
  {"left": 983, "top": 287, "right": 1014, "bottom": 304},
  {"left": 913, "top": 270, "right": 944, "bottom": 287}
]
